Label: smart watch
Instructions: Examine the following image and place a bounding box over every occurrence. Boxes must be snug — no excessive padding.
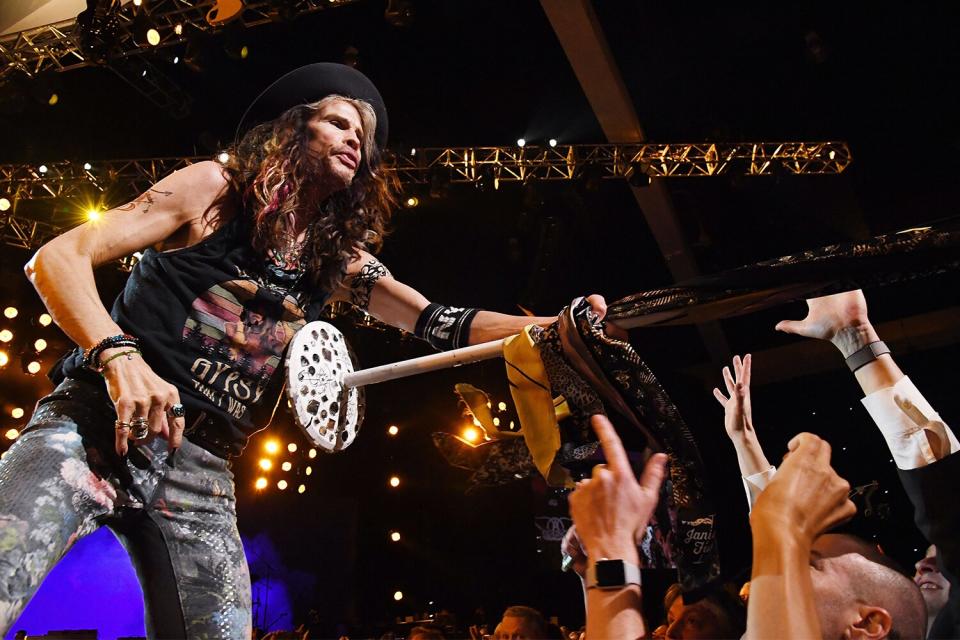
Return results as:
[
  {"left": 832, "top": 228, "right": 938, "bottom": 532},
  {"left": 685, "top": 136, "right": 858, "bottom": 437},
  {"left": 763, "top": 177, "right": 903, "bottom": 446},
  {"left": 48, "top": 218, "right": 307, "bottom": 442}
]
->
[{"left": 585, "top": 558, "right": 642, "bottom": 590}]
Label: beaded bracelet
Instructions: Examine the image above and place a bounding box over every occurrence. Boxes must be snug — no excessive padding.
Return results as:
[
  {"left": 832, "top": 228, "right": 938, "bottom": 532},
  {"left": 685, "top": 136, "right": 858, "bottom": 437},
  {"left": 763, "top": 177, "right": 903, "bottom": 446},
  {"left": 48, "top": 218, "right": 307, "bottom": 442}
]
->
[
  {"left": 96, "top": 349, "right": 141, "bottom": 374},
  {"left": 84, "top": 334, "right": 139, "bottom": 371}
]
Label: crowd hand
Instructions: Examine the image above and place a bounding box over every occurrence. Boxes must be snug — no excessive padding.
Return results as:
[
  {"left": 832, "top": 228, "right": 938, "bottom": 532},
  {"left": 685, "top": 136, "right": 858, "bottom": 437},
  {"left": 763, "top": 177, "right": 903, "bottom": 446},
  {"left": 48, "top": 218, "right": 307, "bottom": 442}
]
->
[
  {"left": 569, "top": 414, "right": 668, "bottom": 561},
  {"left": 468, "top": 624, "right": 487, "bottom": 640},
  {"left": 774, "top": 289, "right": 879, "bottom": 358},
  {"left": 100, "top": 346, "right": 185, "bottom": 456},
  {"left": 750, "top": 432, "right": 856, "bottom": 544},
  {"left": 712, "top": 354, "right": 755, "bottom": 440},
  {"left": 560, "top": 524, "right": 588, "bottom": 579},
  {"left": 585, "top": 294, "right": 629, "bottom": 340}
]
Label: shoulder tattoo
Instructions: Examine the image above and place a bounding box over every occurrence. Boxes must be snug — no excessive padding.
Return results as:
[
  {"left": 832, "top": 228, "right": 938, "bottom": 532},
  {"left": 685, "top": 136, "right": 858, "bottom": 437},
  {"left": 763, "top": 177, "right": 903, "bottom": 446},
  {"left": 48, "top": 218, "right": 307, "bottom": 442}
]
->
[{"left": 349, "top": 258, "right": 391, "bottom": 310}]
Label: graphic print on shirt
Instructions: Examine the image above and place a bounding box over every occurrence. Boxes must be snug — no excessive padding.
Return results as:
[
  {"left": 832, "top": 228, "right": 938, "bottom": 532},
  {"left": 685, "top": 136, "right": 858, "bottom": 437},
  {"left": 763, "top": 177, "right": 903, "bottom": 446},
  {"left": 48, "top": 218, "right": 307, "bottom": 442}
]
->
[{"left": 182, "top": 279, "right": 307, "bottom": 419}]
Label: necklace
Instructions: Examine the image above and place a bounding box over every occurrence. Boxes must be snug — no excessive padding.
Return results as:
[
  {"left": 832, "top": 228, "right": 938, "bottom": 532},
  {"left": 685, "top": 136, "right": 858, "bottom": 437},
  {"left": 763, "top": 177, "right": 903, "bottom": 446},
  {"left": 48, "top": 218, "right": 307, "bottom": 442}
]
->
[{"left": 266, "top": 226, "right": 310, "bottom": 287}]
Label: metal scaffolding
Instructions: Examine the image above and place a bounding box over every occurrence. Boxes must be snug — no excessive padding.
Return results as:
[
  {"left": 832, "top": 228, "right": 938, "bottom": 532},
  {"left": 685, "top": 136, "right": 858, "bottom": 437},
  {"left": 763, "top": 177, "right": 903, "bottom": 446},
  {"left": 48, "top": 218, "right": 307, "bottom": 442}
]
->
[
  {"left": 0, "top": 0, "right": 361, "bottom": 79},
  {"left": 1, "top": 141, "right": 851, "bottom": 203}
]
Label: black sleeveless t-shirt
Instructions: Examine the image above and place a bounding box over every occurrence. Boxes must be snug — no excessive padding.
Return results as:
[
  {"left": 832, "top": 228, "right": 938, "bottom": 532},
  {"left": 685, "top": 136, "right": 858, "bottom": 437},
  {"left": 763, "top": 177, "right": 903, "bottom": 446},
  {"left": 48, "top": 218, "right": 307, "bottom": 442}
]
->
[{"left": 57, "top": 213, "right": 331, "bottom": 458}]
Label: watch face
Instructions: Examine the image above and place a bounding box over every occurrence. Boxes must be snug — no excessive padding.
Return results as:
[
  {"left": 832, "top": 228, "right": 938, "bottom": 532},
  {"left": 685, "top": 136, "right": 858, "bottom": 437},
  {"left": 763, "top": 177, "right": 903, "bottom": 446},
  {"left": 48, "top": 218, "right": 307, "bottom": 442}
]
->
[{"left": 595, "top": 560, "right": 626, "bottom": 587}]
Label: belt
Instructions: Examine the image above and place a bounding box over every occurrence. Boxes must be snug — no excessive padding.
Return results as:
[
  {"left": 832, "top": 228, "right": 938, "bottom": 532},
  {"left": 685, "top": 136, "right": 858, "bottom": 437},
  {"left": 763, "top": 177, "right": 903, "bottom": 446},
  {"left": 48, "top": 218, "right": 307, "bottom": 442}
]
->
[{"left": 183, "top": 407, "right": 239, "bottom": 460}]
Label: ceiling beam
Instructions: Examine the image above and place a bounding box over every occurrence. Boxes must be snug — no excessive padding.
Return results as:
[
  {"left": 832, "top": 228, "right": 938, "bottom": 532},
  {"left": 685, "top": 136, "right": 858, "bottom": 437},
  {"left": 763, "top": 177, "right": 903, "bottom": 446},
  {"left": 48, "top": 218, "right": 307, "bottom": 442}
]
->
[{"left": 540, "top": 0, "right": 729, "bottom": 360}]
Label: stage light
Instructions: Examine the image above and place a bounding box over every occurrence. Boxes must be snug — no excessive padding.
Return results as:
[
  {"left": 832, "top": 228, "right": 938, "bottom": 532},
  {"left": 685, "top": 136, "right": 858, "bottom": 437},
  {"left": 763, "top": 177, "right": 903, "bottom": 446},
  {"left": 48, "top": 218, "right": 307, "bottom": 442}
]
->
[
  {"left": 389, "top": 475, "right": 400, "bottom": 488},
  {"left": 0, "top": 197, "right": 10, "bottom": 211},
  {"left": 298, "top": 484, "right": 306, "bottom": 494},
  {"left": 86, "top": 209, "right": 102, "bottom": 222},
  {"left": 410, "top": 148, "right": 417, "bottom": 156},
  {"left": 39, "top": 313, "right": 52, "bottom": 326},
  {"left": 34, "top": 339, "right": 47, "bottom": 352},
  {"left": 258, "top": 458, "right": 272, "bottom": 471},
  {"left": 390, "top": 530, "right": 401, "bottom": 542},
  {"left": 147, "top": 28, "right": 161, "bottom": 46},
  {"left": 0, "top": 330, "right": 12, "bottom": 342},
  {"left": 264, "top": 440, "right": 280, "bottom": 454},
  {"left": 287, "top": 442, "right": 297, "bottom": 453},
  {"left": 83, "top": 163, "right": 92, "bottom": 171},
  {"left": 217, "top": 152, "right": 230, "bottom": 163},
  {"left": 549, "top": 138, "right": 557, "bottom": 147},
  {"left": 255, "top": 477, "right": 267, "bottom": 490},
  {"left": 462, "top": 427, "right": 480, "bottom": 443},
  {"left": 133, "top": 0, "right": 142, "bottom": 6},
  {"left": 498, "top": 401, "right": 507, "bottom": 411},
  {"left": 11, "top": 408, "right": 23, "bottom": 419},
  {"left": 404, "top": 196, "right": 419, "bottom": 208},
  {"left": 308, "top": 448, "right": 317, "bottom": 458},
  {"left": 240, "top": 45, "right": 249, "bottom": 59},
  {"left": 5, "top": 429, "right": 19, "bottom": 440},
  {"left": 281, "top": 461, "right": 292, "bottom": 472},
  {"left": 173, "top": 56, "right": 180, "bottom": 64},
  {"left": 27, "top": 361, "right": 41, "bottom": 375},
  {"left": 277, "top": 480, "right": 288, "bottom": 490},
  {"left": 517, "top": 138, "right": 526, "bottom": 147},
  {"left": 0, "top": 351, "right": 8, "bottom": 367},
  {"left": 48, "top": 93, "right": 59, "bottom": 106},
  {"left": 4, "top": 308, "right": 17, "bottom": 319},
  {"left": 174, "top": 23, "right": 183, "bottom": 35},
  {"left": 305, "top": 466, "right": 312, "bottom": 476},
  {"left": 131, "top": 11, "right": 160, "bottom": 48},
  {"left": 387, "top": 425, "right": 399, "bottom": 436},
  {"left": 38, "top": 165, "right": 47, "bottom": 174},
  {"left": 492, "top": 417, "right": 500, "bottom": 427},
  {"left": 393, "top": 591, "right": 403, "bottom": 601}
]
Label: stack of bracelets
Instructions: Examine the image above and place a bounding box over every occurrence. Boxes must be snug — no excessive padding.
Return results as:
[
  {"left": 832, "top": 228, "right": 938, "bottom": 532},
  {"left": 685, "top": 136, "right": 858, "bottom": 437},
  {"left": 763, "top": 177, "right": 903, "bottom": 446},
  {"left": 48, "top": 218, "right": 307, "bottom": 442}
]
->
[{"left": 83, "top": 334, "right": 141, "bottom": 374}]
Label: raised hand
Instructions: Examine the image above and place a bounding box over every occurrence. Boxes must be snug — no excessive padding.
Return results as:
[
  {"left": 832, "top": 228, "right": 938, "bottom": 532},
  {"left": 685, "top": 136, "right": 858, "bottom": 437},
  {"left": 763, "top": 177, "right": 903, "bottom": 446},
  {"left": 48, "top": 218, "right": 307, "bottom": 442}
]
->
[
  {"left": 713, "top": 354, "right": 771, "bottom": 478},
  {"left": 568, "top": 415, "right": 668, "bottom": 562},
  {"left": 713, "top": 354, "right": 754, "bottom": 440},
  {"left": 775, "top": 290, "right": 878, "bottom": 357},
  {"left": 560, "top": 525, "right": 588, "bottom": 579},
  {"left": 750, "top": 432, "right": 856, "bottom": 544}
]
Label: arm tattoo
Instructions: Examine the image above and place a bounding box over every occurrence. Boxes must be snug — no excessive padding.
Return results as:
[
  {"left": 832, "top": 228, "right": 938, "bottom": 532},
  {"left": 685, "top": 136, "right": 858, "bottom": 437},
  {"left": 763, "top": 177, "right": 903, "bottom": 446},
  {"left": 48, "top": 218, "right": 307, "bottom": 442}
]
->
[
  {"left": 349, "top": 258, "right": 391, "bottom": 310},
  {"left": 115, "top": 189, "right": 174, "bottom": 213}
]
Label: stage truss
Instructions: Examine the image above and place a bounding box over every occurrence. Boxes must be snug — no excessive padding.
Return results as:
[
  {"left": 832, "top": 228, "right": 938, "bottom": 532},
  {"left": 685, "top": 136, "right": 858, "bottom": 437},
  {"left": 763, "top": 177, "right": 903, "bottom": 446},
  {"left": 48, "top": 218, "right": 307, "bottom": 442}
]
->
[{"left": 1, "top": 141, "right": 850, "bottom": 251}]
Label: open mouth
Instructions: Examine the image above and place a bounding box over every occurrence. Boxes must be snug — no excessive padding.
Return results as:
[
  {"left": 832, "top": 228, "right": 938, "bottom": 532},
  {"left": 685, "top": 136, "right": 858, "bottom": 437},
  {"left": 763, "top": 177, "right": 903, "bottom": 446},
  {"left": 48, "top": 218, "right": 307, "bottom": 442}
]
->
[
  {"left": 918, "top": 581, "right": 943, "bottom": 590},
  {"left": 336, "top": 153, "right": 358, "bottom": 170}
]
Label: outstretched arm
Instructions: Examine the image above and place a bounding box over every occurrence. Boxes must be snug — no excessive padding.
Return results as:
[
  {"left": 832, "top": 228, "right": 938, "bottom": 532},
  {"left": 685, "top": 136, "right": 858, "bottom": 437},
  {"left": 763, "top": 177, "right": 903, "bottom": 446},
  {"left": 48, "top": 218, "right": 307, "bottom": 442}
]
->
[{"left": 330, "top": 251, "right": 609, "bottom": 346}]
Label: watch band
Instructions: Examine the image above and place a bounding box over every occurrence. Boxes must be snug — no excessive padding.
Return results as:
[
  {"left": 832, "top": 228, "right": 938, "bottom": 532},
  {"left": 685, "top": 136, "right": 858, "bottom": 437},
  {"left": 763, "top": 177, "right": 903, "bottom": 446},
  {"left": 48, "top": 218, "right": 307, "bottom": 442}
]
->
[
  {"left": 845, "top": 340, "right": 890, "bottom": 373},
  {"left": 585, "top": 558, "right": 642, "bottom": 590}
]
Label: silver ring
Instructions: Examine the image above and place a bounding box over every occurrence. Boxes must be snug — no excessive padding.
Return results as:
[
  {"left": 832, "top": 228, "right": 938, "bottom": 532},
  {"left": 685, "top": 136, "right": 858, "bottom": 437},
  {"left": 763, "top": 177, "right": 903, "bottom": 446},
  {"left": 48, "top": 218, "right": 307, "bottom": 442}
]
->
[
  {"left": 131, "top": 417, "right": 149, "bottom": 440},
  {"left": 114, "top": 420, "right": 131, "bottom": 432},
  {"left": 168, "top": 403, "right": 185, "bottom": 418}
]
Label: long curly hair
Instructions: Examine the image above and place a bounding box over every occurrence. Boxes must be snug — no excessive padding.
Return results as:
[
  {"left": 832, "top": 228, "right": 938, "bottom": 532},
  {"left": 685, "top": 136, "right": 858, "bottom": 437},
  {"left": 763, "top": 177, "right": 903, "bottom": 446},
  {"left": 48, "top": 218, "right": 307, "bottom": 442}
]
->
[{"left": 223, "top": 95, "right": 398, "bottom": 292}]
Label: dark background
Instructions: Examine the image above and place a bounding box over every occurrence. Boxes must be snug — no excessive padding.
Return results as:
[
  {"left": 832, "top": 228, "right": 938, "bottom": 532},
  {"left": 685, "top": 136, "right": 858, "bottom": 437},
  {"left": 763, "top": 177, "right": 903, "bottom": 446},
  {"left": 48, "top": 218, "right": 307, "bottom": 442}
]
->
[{"left": 1, "top": 1, "right": 959, "bottom": 635}]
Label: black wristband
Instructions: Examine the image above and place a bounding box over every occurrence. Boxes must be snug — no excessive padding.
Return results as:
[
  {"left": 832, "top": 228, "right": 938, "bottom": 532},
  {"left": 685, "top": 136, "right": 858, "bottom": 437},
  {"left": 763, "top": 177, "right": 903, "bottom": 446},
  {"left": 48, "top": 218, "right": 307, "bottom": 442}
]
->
[
  {"left": 414, "top": 303, "right": 480, "bottom": 351},
  {"left": 845, "top": 340, "right": 890, "bottom": 372}
]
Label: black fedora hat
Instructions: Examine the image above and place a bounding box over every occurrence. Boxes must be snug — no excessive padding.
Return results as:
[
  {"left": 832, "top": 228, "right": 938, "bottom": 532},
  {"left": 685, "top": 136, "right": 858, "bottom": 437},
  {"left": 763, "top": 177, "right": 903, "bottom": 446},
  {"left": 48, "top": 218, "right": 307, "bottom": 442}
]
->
[{"left": 236, "top": 62, "right": 388, "bottom": 149}]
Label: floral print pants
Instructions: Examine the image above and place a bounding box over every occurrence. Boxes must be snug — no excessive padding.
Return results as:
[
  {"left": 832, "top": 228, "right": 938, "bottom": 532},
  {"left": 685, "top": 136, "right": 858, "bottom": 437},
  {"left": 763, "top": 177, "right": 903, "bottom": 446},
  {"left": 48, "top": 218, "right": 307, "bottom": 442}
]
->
[{"left": 0, "top": 378, "right": 251, "bottom": 638}]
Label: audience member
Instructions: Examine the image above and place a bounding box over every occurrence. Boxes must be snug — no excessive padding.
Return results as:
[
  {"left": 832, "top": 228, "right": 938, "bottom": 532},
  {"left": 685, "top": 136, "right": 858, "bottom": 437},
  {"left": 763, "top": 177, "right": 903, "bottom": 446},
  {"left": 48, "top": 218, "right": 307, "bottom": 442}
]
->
[
  {"left": 776, "top": 289, "right": 959, "bottom": 638},
  {"left": 567, "top": 414, "right": 668, "bottom": 639},
  {"left": 664, "top": 586, "right": 746, "bottom": 639},
  {"left": 915, "top": 545, "right": 951, "bottom": 637},
  {"left": 408, "top": 625, "right": 445, "bottom": 640},
  {"left": 493, "top": 605, "right": 548, "bottom": 640}
]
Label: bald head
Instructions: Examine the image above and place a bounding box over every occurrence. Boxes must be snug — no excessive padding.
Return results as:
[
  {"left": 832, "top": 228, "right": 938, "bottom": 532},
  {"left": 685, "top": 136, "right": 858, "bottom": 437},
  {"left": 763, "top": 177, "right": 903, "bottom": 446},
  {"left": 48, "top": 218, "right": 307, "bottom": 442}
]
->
[{"left": 810, "top": 535, "right": 926, "bottom": 639}]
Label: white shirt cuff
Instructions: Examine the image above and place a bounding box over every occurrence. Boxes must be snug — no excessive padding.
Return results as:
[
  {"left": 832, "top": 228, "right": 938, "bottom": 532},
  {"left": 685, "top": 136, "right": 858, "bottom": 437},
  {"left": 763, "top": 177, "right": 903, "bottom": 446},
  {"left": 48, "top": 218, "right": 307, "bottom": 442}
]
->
[
  {"left": 861, "top": 376, "right": 959, "bottom": 470},
  {"left": 742, "top": 466, "right": 777, "bottom": 512}
]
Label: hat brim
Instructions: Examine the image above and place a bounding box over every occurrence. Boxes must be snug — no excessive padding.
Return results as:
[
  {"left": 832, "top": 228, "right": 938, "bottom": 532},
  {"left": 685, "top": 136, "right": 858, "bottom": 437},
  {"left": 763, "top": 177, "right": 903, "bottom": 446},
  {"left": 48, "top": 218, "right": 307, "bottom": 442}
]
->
[{"left": 236, "top": 62, "right": 388, "bottom": 150}]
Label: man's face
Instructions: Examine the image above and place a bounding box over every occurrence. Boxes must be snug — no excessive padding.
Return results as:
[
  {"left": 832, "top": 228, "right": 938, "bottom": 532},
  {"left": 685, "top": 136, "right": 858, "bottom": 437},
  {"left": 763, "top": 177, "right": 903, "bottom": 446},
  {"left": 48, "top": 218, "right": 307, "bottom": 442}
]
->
[
  {"left": 305, "top": 98, "right": 364, "bottom": 189},
  {"left": 664, "top": 598, "right": 734, "bottom": 639},
  {"left": 915, "top": 545, "right": 950, "bottom": 615},
  {"left": 494, "top": 615, "right": 539, "bottom": 640}
]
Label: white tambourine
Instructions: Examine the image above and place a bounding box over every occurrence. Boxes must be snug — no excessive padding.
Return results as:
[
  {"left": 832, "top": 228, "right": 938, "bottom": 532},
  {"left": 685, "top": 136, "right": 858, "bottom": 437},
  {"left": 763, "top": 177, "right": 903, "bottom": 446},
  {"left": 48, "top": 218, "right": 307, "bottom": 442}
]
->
[{"left": 284, "top": 321, "right": 364, "bottom": 452}]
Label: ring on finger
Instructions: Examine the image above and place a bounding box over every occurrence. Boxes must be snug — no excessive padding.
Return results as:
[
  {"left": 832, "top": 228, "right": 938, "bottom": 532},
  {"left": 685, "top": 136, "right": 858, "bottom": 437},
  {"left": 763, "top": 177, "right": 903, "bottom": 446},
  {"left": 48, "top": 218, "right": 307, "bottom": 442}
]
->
[
  {"left": 167, "top": 403, "right": 185, "bottom": 418},
  {"left": 130, "top": 417, "right": 149, "bottom": 440},
  {"left": 114, "top": 420, "right": 132, "bottom": 431}
]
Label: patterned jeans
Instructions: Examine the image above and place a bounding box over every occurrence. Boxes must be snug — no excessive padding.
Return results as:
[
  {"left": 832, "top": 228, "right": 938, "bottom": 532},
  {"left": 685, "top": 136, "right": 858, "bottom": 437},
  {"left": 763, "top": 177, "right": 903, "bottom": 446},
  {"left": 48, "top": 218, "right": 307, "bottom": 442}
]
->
[{"left": 0, "top": 378, "right": 251, "bottom": 639}]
